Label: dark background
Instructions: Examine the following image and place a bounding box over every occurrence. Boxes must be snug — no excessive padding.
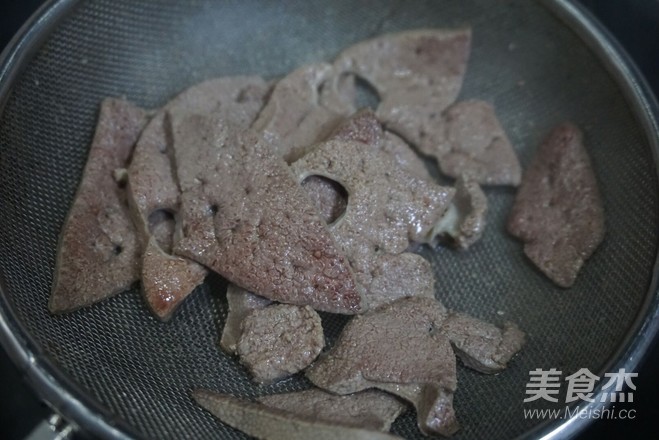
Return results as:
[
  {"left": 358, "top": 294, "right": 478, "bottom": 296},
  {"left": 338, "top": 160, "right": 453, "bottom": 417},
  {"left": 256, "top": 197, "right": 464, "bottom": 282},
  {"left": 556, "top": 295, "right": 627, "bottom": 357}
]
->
[{"left": 1, "top": 0, "right": 658, "bottom": 439}]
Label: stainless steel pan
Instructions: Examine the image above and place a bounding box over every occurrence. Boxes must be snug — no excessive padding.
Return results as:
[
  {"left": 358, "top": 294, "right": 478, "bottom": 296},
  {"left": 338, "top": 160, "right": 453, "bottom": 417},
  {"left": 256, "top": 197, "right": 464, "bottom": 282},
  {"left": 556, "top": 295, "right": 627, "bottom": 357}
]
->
[{"left": 1, "top": 1, "right": 658, "bottom": 439}]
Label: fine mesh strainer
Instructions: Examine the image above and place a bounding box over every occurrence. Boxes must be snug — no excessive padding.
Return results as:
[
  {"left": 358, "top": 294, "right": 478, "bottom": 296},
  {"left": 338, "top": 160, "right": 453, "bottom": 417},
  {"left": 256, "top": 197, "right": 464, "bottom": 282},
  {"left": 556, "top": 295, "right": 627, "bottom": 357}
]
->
[{"left": 1, "top": 1, "right": 658, "bottom": 439}]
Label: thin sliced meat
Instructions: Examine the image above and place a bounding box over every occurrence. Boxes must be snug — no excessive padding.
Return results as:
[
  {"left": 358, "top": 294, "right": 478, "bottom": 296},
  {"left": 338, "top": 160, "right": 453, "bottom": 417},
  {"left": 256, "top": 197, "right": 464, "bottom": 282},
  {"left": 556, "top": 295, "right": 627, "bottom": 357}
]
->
[
  {"left": 127, "top": 76, "right": 269, "bottom": 319},
  {"left": 507, "top": 123, "right": 605, "bottom": 287},
  {"left": 193, "top": 390, "right": 402, "bottom": 440},
  {"left": 329, "top": 108, "right": 384, "bottom": 146},
  {"left": 442, "top": 312, "right": 525, "bottom": 374},
  {"left": 426, "top": 100, "right": 521, "bottom": 186},
  {"left": 169, "top": 112, "right": 362, "bottom": 314},
  {"left": 291, "top": 139, "right": 453, "bottom": 307},
  {"left": 431, "top": 176, "right": 487, "bottom": 250},
  {"left": 252, "top": 63, "right": 356, "bottom": 162},
  {"left": 141, "top": 237, "right": 207, "bottom": 321},
  {"left": 220, "top": 284, "right": 272, "bottom": 354},
  {"left": 258, "top": 389, "right": 406, "bottom": 432},
  {"left": 237, "top": 304, "right": 324, "bottom": 383},
  {"left": 292, "top": 139, "right": 453, "bottom": 259},
  {"left": 335, "top": 29, "right": 471, "bottom": 158},
  {"left": 50, "top": 98, "right": 148, "bottom": 313},
  {"left": 376, "top": 382, "right": 459, "bottom": 437},
  {"left": 366, "top": 253, "right": 435, "bottom": 309},
  {"left": 302, "top": 110, "right": 430, "bottom": 226},
  {"left": 380, "top": 131, "right": 431, "bottom": 180},
  {"left": 306, "top": 296, "right": 459, "bottom": 436},
  {"left": 330, "top": 109, "right": 431, "bottom": 179}
]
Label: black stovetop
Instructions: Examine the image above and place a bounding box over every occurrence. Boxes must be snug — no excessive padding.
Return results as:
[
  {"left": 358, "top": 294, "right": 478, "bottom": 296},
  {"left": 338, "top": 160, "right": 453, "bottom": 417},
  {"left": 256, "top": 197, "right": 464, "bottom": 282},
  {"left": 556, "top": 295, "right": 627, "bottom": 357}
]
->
[{"left": 1, "top": 1, "right": 658, "bottom": 439}]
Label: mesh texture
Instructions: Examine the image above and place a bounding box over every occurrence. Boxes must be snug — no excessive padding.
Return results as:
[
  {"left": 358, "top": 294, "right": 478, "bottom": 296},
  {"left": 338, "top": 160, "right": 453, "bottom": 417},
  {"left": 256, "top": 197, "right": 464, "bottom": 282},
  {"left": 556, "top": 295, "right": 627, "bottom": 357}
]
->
[{"left": 0, "top": 0, "right": 657, "bottom": 439}]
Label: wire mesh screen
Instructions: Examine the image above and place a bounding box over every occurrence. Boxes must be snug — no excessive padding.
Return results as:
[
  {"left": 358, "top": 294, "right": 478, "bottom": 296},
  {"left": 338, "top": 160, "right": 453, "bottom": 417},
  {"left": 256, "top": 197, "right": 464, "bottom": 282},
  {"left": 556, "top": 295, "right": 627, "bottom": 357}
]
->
[{"left": 0, "top": 0, "right": 657, "bottom": 439}]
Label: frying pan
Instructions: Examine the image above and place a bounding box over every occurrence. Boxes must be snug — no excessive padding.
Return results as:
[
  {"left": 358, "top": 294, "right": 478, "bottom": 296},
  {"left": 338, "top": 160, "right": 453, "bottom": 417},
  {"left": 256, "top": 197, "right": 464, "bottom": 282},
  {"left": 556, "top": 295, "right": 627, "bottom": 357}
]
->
[{"left": 1, "top": 0, "right": 658, "bottom": 439}]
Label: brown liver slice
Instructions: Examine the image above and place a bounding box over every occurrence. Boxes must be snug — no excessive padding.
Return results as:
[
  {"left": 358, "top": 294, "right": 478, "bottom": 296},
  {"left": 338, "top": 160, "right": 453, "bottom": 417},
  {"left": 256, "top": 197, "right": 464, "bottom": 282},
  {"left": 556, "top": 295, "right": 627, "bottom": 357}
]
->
[
  {"left": 335, "top": 29, "right": 471, "bottom": 158},
  {"left": 428, "top": 100, "right": 521, "bottom": 186},
  {"left": 292, "top": 139, "right": 453, "bottom": 259},
  {"left": 252, "top": 63, "right": 356, "bottom": 162},
  {"left": 380, "top": 131, "right": 432, "bottom": 180},
  {"left": 366, "top": 253, "right": 436, "bottom": 309},
  {"left": 301, "top": 110, "right": 431, "bottom": 226},
  {"left": 306, "top": 296, "right": 459, "bottom": 436},
  {"left": 442, "top": 312, "right": 525, "bottom": 374},
  {"left": 507, "top": 123, "right": 605, "bottom": 287},
  {"left": 291, "top": 139, "right": 452, "bottom": 308},
  {"left": 237, "top": 304, "right": 324, "bottom": 383},
  {"left": 50, "top": 98, "right": 148, "bottom": 313},
  {"left": 170, "top": 112, "right": 362, "bottom": 314},
  {"left": 258, "top": 389, "right": 406, "bottom": 432},
  {"left": 141, "top": 237, "right": 207, "bottom": 321},
  {"left": 127, "top": 76, "right": 269, "bottom": 319},
  {"left": 193, "top": 390, "right": 403, "bottom": 440}
]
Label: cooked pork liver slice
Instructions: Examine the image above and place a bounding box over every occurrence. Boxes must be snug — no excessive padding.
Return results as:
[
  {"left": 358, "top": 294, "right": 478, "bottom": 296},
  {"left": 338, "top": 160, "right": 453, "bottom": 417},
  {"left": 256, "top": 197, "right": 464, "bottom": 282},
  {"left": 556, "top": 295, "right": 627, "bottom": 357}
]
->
[
  {"left": 376, "top": 382, "right": 459, "bottom": 437},
  {"left": 306, "top": 296, "right": 459, "bottom": 436},
  {"left": 237, "top": 304, "right": 324, "bottom": 383},
  {"left": 292, "top": 139, "right": 453, "bottom": 258},
  {"left": 127, "top": 76, "right": 269, "bottom": 319},
  {"left": 170, "top": 112, "right": 362, "bottom": 314},
  {"left": 193, "top": 390, "right": 402, "bottom": 440},
  {"left": 258, "top": 389, "right": 406, "bottom": 432},
  {"left": 429, "top": 100, "right": 521, "bottom": 186},
  {"left": 252, "top": 63, "right": 355, "bottom": 162},
  {"left": 50, "top": 98, "right": 148, "bottom": 313},
  {"left": 442, "top": 312, "right": 525, "bottom": 374},
  {"left": 335, "top": 29, "right": 471, "bottom": 157},
  {"left": 380, "top": 131, "right": 432, "bottom": 180},
  {"left": 431, "top": 176, "right": 487, "bottom": 250},
  {"left": 292, "top": 139, "right": 452, "bottom": 307},
  {"left": 220, "top": 284, "right": 272, "bottom": 354},
  {"left": 366, "top": 253, "right": 435, "bottom": 309},
  {"left": 507, "top": 123, "right": 605, "bottom": 287},
  {"left": 300, "top": 110, "right": 430, "bottom": 227},
  {"left": 329, "top": 108, "right": 384, "bottom": 146},
  {"left": 141, "top": 237, "right": 207, "bottom": 321},
  {"left": 328, "top": 109, "right": 430, "bottom": 179}
]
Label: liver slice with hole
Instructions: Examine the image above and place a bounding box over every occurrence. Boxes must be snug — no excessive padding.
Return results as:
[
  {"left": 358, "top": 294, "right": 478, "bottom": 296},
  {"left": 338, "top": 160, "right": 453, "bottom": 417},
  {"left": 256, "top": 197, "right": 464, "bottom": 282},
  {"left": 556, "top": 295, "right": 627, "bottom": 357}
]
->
[
  {"left": 507, "top": 123, "right": 605, "bottom": 287},
  {"left": 301, "top": 109, "right": 431, "bottom": 226},
  {"left": 169, "top": 111, "right": 362, "bottom": 314},
  {"left": 334, "top": 29, "right": 471, "bottom": 158},
  {"left": 127, "top": 76, "right": 269, "bottom": 319},
  {"left": 50, "top": 98, "right": 148, "bottom": 313},
  {"left": 291, "top": 138, "right": 452, "bottom": 308}
]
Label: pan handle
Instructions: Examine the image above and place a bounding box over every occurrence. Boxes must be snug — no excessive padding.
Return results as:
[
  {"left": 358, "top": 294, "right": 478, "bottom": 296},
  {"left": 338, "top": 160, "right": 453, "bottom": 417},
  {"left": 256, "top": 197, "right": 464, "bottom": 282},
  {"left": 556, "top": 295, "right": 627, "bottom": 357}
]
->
[{"left": 25, "top": 414, "right": 75, "bottom": 440}]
